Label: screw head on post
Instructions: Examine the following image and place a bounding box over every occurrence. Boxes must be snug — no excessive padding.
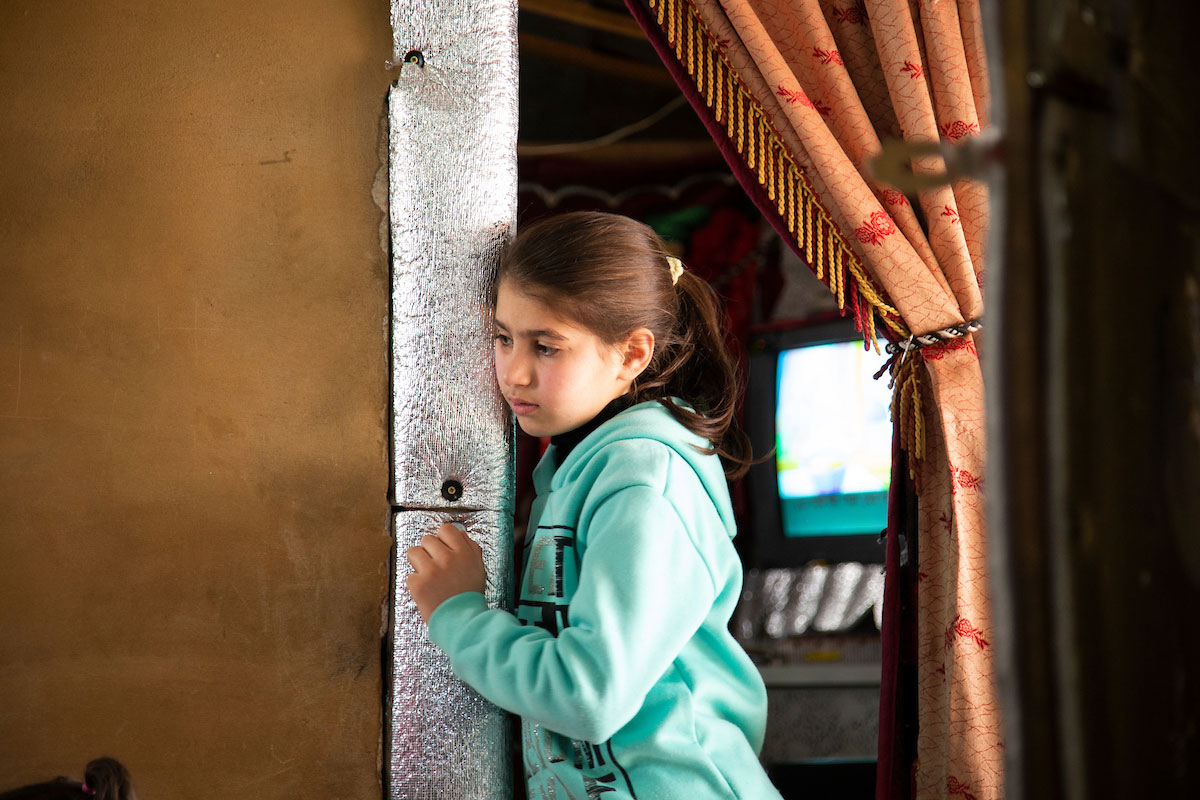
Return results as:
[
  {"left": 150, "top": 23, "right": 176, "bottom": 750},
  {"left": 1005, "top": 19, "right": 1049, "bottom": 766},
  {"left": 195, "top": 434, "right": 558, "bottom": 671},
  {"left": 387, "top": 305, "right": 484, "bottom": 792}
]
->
[{"left": 441, "top": 479, "right": 463, "bottom": 502}]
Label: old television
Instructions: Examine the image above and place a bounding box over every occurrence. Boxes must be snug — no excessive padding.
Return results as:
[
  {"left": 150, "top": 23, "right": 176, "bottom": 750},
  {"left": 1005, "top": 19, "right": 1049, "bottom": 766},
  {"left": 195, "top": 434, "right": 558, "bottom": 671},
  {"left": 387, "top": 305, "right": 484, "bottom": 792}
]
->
[{"left": 745, "top": 315, "right": 892, "bottom": 567}]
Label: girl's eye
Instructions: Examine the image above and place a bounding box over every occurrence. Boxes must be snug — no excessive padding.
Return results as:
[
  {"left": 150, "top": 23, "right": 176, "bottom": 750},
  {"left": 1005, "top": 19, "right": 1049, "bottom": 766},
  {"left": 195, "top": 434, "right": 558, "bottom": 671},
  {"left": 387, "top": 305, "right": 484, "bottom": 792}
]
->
[
  {"left": 536, "top": 343, "right": 558, "bottom": 356},
  {"left": 493, "top": 333, "right": 512, "bottom": 347}
]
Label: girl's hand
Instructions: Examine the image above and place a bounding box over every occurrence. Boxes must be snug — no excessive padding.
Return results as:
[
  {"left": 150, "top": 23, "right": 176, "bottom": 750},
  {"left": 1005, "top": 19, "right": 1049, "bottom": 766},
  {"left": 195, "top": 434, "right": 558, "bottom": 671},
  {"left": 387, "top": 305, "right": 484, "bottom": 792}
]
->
[{"left": 406, "top": 523, "right": 487, "bottom": 623}]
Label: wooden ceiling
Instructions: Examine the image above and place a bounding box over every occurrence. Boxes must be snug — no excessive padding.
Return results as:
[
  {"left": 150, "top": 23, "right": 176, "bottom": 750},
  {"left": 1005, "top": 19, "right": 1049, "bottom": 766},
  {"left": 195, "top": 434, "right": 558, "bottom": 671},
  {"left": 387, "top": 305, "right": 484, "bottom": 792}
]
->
[{"left": 518, "top": 0, "right": 717, "bottom": 158}]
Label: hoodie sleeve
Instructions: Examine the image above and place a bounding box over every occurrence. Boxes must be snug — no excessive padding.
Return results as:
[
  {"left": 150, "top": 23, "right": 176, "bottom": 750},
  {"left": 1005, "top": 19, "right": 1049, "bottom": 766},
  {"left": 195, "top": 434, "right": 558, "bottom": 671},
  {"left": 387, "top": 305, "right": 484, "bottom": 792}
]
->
[{"left": 427, "top": 484, "right": 718, "bottom": 743}]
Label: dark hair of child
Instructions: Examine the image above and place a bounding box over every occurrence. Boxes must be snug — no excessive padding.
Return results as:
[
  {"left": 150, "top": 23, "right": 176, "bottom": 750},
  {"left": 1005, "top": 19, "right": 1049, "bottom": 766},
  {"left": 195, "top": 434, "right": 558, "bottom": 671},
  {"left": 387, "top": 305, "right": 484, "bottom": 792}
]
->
[
  {"left": 0, "top": 759, "right": 134, "bottom": 800},
  {"left": 498, "top": 211, "right": 753, "bottom": 479}
]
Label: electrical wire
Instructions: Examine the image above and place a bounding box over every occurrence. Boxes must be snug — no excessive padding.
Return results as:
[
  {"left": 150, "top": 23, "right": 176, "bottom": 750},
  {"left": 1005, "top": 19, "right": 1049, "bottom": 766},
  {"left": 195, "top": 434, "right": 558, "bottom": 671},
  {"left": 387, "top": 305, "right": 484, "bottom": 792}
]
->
[{"left": 518, "top": 95, "right": 689, "bottom": 155}]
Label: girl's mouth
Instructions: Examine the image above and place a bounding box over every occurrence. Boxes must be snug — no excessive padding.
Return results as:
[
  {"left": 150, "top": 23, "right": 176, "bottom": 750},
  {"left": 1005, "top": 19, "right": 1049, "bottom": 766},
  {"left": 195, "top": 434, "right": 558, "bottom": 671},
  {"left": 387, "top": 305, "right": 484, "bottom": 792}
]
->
[{"left": 508, "top": 398, "right": 538, "bottom": 415}]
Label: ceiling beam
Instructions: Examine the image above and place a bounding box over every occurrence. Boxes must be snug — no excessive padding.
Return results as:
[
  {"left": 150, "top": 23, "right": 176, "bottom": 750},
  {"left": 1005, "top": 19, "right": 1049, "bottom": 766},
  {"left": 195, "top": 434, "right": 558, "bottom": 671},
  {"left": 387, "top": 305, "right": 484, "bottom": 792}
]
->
[
  {"left": 521, "top": 0, "right": 647, "bottom": 40},
  {"left": 520, "top": 32, "right": 676, "bottom": 87},
  {"left": 518, "top": 139, "right": 720, "bottom": 161}
]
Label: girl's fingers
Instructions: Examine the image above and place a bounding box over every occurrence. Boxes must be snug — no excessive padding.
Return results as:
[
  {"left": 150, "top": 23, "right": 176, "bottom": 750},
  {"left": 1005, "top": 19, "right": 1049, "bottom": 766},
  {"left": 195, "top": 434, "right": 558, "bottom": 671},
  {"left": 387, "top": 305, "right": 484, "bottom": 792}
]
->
[
  {"left": 439, "top": 524, "right": 483, "bottom": 556},
  {"left": 420, "top": 533, "right": 452, "bottom": 559},
  {"left": 410, "top": 524, "right": 479, "bottom": 570},
  {"left": 406, "top": 545, "right": 431, "bottom": 572},
  {"left": 437, "top": 522, "right": 470, "bottom": 547}
]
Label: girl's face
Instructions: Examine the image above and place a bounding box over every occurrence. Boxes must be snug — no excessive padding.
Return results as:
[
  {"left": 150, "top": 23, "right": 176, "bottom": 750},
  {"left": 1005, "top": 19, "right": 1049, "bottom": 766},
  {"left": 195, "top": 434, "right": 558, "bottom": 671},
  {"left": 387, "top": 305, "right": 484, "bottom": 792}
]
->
[{"left": 493, "top": 279, "right": 646, "bottom": 438}]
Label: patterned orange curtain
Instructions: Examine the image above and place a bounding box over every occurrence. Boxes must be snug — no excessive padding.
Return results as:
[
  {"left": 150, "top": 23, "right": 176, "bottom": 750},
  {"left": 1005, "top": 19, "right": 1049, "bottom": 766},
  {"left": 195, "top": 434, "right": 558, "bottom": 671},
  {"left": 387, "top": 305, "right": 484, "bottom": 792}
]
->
[{"left": 624, "top": 1, "right": 999, "bottom": 798}]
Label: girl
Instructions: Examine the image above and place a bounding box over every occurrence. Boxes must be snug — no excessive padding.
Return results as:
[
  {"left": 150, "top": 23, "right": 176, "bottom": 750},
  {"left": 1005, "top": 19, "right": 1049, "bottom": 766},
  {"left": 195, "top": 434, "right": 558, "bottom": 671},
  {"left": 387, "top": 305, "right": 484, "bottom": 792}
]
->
[{"left": 406, "top": 211, "right": 782, "bottom": 799}]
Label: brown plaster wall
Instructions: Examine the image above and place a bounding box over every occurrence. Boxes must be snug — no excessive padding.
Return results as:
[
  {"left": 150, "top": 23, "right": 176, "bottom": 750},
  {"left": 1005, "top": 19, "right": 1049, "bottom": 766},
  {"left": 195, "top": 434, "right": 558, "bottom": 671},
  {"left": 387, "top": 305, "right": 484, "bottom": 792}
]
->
[{"left": 0, "top": 2, "right": 395, "bottom": 797}]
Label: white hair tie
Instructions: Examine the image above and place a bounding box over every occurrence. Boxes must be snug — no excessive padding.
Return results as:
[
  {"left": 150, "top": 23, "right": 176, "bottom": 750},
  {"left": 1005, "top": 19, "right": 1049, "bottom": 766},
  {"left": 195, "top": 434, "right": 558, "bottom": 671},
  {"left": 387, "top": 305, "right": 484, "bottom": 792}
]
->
[{"left": 666, "top": 256, "right": 685, "bottom": 285}]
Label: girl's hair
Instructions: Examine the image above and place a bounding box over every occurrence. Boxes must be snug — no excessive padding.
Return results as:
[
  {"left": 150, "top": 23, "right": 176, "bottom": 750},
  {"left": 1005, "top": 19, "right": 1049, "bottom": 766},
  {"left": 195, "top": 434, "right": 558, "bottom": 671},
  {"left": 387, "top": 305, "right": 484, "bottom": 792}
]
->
[
  {"left": 0, "top": 758, "right": 134, "bottom": 800},
  {"left": 499, "top": 211, "right": 753, "bottom": 479}
]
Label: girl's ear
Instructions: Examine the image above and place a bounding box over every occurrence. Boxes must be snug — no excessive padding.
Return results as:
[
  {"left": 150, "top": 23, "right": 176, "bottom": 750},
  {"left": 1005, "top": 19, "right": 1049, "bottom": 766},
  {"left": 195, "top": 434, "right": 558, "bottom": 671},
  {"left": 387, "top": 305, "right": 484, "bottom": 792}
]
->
[{"left": 619, "top": 328, "right": 655, "bottom": 381}]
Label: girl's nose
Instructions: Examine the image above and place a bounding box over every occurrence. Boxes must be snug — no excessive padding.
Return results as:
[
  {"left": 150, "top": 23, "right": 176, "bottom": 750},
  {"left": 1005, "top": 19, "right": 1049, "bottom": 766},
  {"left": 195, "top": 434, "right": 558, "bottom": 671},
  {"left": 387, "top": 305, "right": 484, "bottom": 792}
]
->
[{"left": 502, "top": 351, "right": 532, "bottom": 388}]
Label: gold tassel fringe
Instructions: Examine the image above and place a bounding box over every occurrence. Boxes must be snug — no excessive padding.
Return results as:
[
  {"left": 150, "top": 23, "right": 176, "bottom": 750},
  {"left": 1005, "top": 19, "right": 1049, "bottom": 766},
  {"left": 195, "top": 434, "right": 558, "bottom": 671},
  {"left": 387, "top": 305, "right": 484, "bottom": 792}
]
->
[
  {"left": 889, "top": 350, "right": 927, "bottom": 479},
  {"left": 645, "top": 0, "right": 909, "bottom": 356}
]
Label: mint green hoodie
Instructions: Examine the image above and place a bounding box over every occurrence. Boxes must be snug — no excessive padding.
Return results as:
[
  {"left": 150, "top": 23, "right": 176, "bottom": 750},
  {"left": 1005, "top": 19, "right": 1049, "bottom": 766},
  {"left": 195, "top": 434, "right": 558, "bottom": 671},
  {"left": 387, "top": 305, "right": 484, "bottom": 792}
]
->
[{"left": 428, "top": 400, "right": 782, "bottom": 799}]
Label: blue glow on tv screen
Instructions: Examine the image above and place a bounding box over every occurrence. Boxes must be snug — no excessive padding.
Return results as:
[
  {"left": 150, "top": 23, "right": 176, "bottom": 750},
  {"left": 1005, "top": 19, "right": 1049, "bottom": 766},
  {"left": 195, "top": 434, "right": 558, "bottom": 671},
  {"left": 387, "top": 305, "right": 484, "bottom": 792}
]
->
[{"left": 775, "top": 340, "right": 892, "bottom": 537}]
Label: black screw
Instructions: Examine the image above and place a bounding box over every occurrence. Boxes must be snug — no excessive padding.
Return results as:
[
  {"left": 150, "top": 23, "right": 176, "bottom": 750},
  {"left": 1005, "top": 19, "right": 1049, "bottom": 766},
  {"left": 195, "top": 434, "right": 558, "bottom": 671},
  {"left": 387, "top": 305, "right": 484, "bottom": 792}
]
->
[{"left": 441, "top": 479, "right": 463, "bottom": 502}]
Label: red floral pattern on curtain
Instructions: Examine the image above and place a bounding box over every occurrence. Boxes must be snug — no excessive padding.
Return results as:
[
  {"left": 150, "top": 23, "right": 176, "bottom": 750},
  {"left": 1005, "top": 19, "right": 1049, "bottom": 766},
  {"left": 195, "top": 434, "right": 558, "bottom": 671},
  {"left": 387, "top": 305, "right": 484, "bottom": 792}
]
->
[{"left": 626, "top": 1, "right": 1000, "bottom": 797}]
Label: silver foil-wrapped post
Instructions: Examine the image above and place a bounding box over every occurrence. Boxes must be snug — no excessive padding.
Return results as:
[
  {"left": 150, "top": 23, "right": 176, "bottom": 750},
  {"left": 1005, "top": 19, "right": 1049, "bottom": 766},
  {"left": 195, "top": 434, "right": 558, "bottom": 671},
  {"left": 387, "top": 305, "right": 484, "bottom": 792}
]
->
[
  {"left": 387, "top": 1, "right": 518, "bottom": 797},
  {"left": 389, "top": 0, "right": 518, "bottom": 512},
  {"left": 390, "top": 511, "right": 514, "bottom": 797}
]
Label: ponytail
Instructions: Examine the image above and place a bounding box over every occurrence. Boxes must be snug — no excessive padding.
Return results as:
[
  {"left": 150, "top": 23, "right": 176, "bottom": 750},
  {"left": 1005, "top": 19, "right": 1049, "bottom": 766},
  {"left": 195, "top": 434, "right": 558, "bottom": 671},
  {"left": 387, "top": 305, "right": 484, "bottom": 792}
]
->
[{"left": 630, "top": 269, "right": 752, "bottom": 479}]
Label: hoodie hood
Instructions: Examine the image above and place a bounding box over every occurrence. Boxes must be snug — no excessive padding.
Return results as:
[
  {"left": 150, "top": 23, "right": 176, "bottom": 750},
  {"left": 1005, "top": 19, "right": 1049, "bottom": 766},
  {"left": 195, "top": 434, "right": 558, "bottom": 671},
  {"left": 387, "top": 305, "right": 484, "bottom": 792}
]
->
[{"left": 534, "top": 398, "right": 738, "bottom": 539}]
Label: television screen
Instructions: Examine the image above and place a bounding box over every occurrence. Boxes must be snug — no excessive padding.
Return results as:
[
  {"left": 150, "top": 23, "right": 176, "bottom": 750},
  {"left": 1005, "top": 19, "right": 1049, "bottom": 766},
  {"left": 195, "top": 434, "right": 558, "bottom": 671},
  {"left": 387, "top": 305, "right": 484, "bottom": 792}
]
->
[
  {"left": 774, "top": 340, "right": 892, "bottom": 538},
  {"left": 744, "top": 317, "right": 892, "bottom": 567}
]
